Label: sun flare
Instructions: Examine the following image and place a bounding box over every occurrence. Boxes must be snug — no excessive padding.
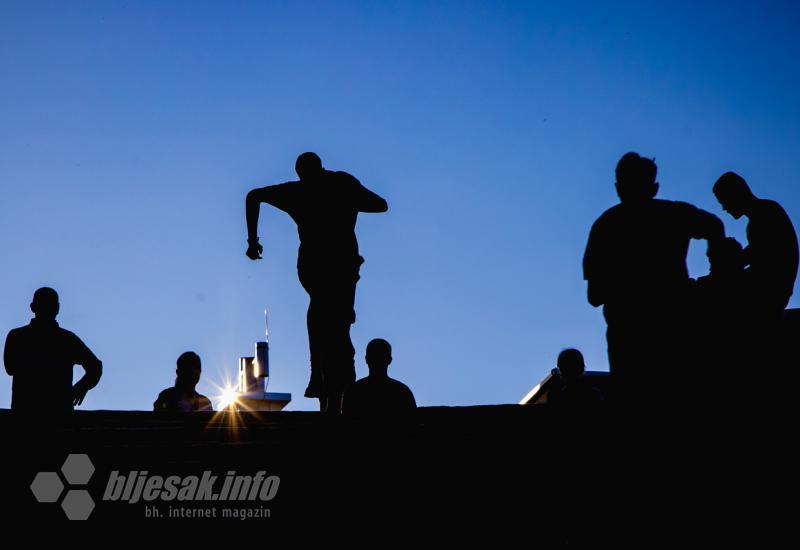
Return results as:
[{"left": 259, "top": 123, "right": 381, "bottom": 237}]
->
[{"left": 216, "top": 384, "right": 240, "bottom": 411}]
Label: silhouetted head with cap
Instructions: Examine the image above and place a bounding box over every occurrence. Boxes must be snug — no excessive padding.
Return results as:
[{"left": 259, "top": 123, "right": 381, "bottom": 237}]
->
[
  {"left": 295, "top": 152, "right": 324, "bottom": 182},
  {"left": 30, "top": 287, "right": 60, "bottom": 321},
  {"left": 557, "top": 348, "right": 586, "bottom": 384},
  {"left": 366, "top": 338, "right": 392, "bottom": 378},
  {"left": 615, "top": 152, "right": 659, "bottom": 204},
  {"left": 713, "top": 171, "right": 755, "bottom": 220},
  {"left": 176, "top": 351, "right": 202, "bottom": 389}
]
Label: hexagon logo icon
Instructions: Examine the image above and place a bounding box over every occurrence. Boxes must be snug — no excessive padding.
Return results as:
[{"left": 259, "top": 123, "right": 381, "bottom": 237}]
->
[
  {"left": 30, "top": 472, "right": 65, "bottom": 503},
  {"left": 61, "top": 454, "right": 95, "bottom": 485},
  {"left": 31, "top": 454, "right": 96, "bottom": 520},
  {"left": 61, "top": 489, "right": 95, "bottom": 521}
]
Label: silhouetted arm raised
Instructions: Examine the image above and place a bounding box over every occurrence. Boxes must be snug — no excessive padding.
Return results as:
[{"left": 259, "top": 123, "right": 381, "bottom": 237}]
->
[{"left": 245, "top": 183, "right": 296, "bottom": 260}]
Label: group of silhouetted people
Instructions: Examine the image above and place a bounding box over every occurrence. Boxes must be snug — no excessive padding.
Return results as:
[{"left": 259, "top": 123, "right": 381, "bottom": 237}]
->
[
  {"left": 4, "top": 150, "right": 796, "bottom": 414},
  {"left": 4, "top": 152, "right": 417, "bottom": 418},
  {"left": 577, "top": 152, "right": 798, "bottom": 406}
]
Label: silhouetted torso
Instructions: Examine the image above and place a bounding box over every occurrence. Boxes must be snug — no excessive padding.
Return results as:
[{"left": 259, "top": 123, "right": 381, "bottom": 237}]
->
[
  {"left": 745, "top": 198, "right": 799, "bottom": 309},
  {"left": 343, "top": 375, "right": 417, "bottom": 418},
  {"left": 691, "top": 270, "right": 750, "bottom": 399},
  {"left": 584, "top": 199, "right": 715, "bottom": 319},
  {"left": 4, "top": 319, "right": 99, "bottom": 411},
  {"left": 548, "top": 378, "right": 604, "bottom": 407},
  {"left": 153, "top": 387, "right": 213, "bottom": 412},
  {"left": 263, "top": 170, "right": 373, "bottom": 270}
]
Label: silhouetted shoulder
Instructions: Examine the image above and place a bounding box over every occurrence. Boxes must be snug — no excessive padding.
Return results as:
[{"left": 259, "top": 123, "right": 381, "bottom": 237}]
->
[
  {"left": 328, "top": 170, "right": 363, "bottom": 194},
  {"left": 590, "top": 204, "right": 624, "bottom": 227},
  {"left": 195, "top": 394, "right": 213, "bottom": 412},
  {"left": 329, "top": 170, "right": 359, "bottom": 183},
  {"left": 5, "top": 326, "right": 24, "bottom": 340},
  {"left": 153, "top": 388, "right": 175, "bottom": 411},
  {"left": 754, "top": 198, "right": 793, "bottom": 223},
  {"left": 388, "top": 378, "right": 416, "bottom": 407},
  {"left": 342, "top": 376, "right": 416, "bottom": 417}
]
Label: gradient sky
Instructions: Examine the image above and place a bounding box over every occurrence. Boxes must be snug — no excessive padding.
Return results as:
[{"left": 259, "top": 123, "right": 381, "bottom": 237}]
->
[{"left": 2, "top": 0, "right": 799, "bottom": 411}]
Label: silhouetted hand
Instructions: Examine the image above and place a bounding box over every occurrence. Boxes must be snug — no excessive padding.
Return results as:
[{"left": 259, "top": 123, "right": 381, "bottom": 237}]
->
[
  {"left": 72, "top": 382, "right": 89, "bottom": 407},
  {"left": 246, "top": 239, "right": 263, "bottom": 260}
]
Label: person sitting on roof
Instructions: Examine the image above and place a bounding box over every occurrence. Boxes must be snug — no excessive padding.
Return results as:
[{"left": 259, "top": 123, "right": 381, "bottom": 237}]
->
[
  {"left": 342, "top": 339, "right": 416, "bottom": 418},
  {"left": 154, "top": 351, "right": 213, "bottom": 412},
  {"left": 548, "top": 349, "right": 604, "bottom": 407}
]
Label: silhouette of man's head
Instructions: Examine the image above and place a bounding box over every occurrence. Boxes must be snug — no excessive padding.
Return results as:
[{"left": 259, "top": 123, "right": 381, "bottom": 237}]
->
[
  {"left": 30, "top": 287, "right": 60, "bottom": 320},
  {"left": 176, "top": 351, "right": 202, "bottom": 388},
  {"left": 557, "top": 348, "right": 586, "bottom": 383},
  {"left": 713, "top": 172, "right": 754, "bottom": 220},
  {"left": 708, "top": 237, "right": 745, "bottom": 277},
  {"left": 366, "top": 338, "right": 392, "bottom": 376},
  {"left": 615, "top": 152, "right": 659, "bottom": 203},
  {"left": 295, "top": 152, "right": 323, "bottom": 181}
]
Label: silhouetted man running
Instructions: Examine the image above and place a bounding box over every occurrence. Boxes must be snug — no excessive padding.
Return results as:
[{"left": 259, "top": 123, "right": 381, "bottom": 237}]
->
[
  {"left": 3, "top": 287, "right": 103, "bottom": 411},
  {"left": 583, "top": 153, "right": 725, "bottom": 403},
  {"left": 246, "top": 152, "right": 388, "bottom": 413}
]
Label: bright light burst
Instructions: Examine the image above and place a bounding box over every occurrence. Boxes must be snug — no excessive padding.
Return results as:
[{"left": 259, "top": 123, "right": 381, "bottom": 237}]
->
[
  {"left": 208, "top": 370, "right": 241, "bottom": 412},
  {"left": 217, "top": 384, "right": 240, "bottom": 410}
]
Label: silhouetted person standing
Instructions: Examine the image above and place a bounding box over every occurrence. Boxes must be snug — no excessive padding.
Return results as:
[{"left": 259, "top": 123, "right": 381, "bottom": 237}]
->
[
  {"left": 246, "top": 152, "right": 388, "bottom": 414},
  {"left": 713, "top": 172, "right": 799, "bottom": 316},
  {"left": 583, "top": 153, "right": 725, "bottom": 403},
  {"left": 154, "top": 351, "right": 213, "bottom": 412},
  {"left": 3, "top": 288, "right": 103, "bottom": 411},
  {"left": 342, "top": 339, "right": 416, "bottom": 418},
  {"left": 548, "top": 349, "right": 603, "bottom": 407}
]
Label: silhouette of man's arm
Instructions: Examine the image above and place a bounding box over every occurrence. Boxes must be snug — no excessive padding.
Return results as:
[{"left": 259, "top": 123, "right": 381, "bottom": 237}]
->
[
  {"left": 352, "top": 180, "right": 388, "bottom": 213},
  {"left": 245, "top": 183, "right": 296, "bottom": 260},
  {"left": 3, "top": 330, "right": 21, "bottom": 377},
  {"left": 583, "top": 219, "right": 609, "bottom": 307},
  {"left": 686, "top": 206, "right": 726, "bottom": 249},
  {"left": 70, "top": 335, "right": 102, "bottom": 406}
]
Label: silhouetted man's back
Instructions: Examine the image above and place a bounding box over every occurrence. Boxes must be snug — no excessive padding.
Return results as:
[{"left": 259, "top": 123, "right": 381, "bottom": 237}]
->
[
  {"left": 585, "top": 200, "right": 720, "bottom": 310},
  {"left": 4, "top": 288, "right": 102, "bottom": 411},
  {"left": 714, "top": 172, "right": 799, "bottom": 313},
  {"left": 583, "top": 153, "right": 724, "bottom": 402},
  {"left": 246, "top": 152, "right": 388, "bottom": 413},
  {"left": 343, "top": 339, "right": 416, "bottom": 418}
]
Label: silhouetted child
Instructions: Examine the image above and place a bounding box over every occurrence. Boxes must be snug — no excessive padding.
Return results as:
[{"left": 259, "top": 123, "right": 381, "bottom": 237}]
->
[
  {"left": 4, "top": 287, "right": 103, "bottom": 411},
  {"left": 342, "top": 339, "right": 416, "bottom": 418},
  {"left": 154, "top": 352, "right": 213, "bottom": 412},
  {"left": 548, "top": 349, "right": 603, "bottom": 407}
]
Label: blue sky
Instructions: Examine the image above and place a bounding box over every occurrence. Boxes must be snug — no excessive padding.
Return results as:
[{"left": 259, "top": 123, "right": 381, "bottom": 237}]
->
[{"left": 1, "top": 0, "right": 798, "bottom": 410}]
